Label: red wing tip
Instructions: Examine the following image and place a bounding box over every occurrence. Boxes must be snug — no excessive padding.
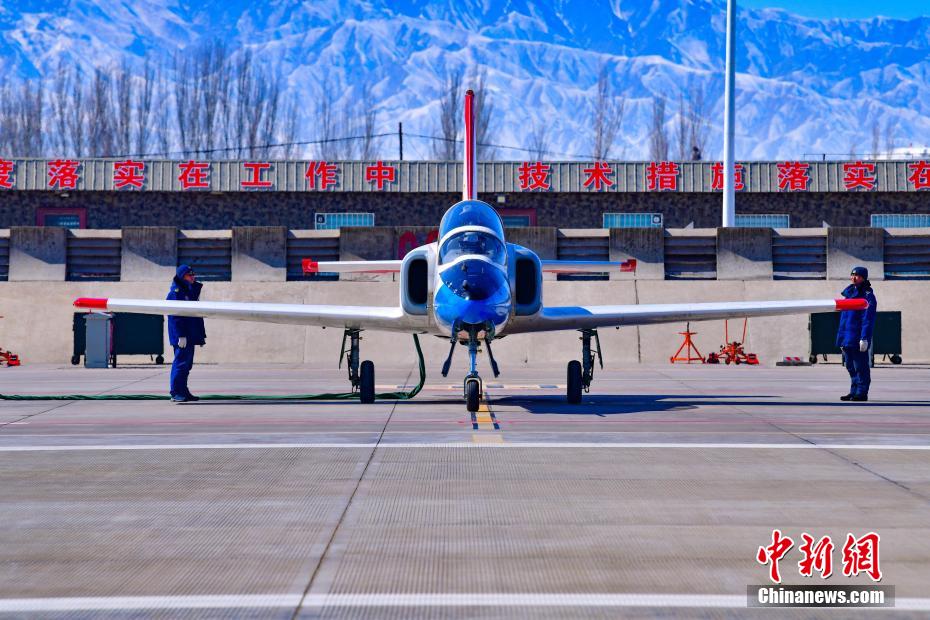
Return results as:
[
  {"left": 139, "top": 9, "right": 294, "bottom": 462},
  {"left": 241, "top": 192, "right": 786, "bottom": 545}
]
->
[
  {"left": 466, "top": 89, "right": 474, "bottom": 96},
  {"left": 74, "top": 297, "right": 108, "bottom": 309},
  {"left": 301, "top": 259, "right": 319, "bottom": 274},
  {"left": 835, "top": 298, "right": 868, "bottom": 311},
  {"left": 620, "top": 259, "right": 637, "bottom": 273}
]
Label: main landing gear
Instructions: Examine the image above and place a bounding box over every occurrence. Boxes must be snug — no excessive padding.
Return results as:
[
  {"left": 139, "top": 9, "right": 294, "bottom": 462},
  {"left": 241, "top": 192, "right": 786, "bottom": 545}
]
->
[
  {"left": 567, "top": 329, "right": 602, "bottom": 404},
  {"left": 441, "top": 325, "right": 499, "bottom": 413},
  {"left": 341, "top": 329, "right": 375, "bottom": 403}
]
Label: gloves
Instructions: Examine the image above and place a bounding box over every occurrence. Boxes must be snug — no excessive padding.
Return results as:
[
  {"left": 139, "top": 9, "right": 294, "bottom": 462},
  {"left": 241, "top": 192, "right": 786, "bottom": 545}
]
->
[
  {"left": 859, "top": 339, "right": 868, "bottom": 353},
  {"left": 178, "top": 337, "right": 187, "bottom": 349}
]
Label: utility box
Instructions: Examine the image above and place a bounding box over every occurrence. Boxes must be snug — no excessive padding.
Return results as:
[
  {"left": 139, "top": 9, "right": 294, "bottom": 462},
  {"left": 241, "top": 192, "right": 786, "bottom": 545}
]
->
[
  {"left": 84, "top": 312, "right": 113, "bottom": 368},
  {"left": 809, "top": 311, "right": 903, "bottom": 364}
]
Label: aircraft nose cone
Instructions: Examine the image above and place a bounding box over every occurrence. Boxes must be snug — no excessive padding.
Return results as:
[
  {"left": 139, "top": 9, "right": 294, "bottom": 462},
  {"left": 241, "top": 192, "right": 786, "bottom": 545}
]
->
[
  {"left": 435, "top": 259, "right": 512, "bottom": 331},
  {"left": 441, "top": 259, "right": 504, "bottom": 301}
]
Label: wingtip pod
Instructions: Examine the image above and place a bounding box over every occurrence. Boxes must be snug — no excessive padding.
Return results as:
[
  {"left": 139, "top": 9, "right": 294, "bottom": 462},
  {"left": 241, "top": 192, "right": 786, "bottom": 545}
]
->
[
  {"left": 301, "top": 258, "right": 319, "bottom": 274},
  {"left": 74, "top": 297, "right": 108, "bottom": 309},
  {"left": 835, "top": 298, "right": 868, "bottom": 311},
  {"left": 620, "top": 259, "right": 637, "bottom": 273}
]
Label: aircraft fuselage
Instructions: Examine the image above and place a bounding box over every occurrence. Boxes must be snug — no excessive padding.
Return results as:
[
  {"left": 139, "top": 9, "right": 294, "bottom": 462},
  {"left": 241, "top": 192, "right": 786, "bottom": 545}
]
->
[{"left": 433, "top": 200, "right": 513, "bottom": 339}]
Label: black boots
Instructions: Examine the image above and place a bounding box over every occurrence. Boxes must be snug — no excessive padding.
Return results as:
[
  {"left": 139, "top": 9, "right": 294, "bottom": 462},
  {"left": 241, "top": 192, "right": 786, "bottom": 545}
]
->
[{"left": 840, "top": 393, "right": 868, "bottom": 402}]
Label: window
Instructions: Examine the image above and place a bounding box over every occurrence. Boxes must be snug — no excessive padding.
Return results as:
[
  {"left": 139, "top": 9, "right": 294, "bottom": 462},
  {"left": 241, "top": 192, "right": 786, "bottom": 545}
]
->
[
  {"left": 314, "top": 212, "right": 375, "bottom": 229},
  {"left": 734, "top": 214, "right": 790, "bottom": 228},
  {"left": 497, "top": 208, "right": 536, "bottom": 227},
  {"left": 36, "top": 207, "right": 86, "bottom": 228},
  {"left": 872, "top": 214, "right": 930, "bottom": 228},
  {"left": 603, "top": 213, "right": 663, "bottom": 228},
  {"left": 501, "top": 215, "right": 532, "bottom": 227}
]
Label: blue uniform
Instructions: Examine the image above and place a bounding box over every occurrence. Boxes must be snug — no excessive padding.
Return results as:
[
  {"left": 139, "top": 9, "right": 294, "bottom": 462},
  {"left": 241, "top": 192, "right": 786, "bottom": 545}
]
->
[
  {"left": 836, "top": 282, "right": 877, "bottom": 397},
  {"left": 167, "top": 265, "right": 206, "bottom": 398}
]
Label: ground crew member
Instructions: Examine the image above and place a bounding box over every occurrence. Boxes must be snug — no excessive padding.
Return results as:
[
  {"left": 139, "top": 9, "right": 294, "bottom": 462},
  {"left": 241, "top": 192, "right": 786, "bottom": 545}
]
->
[
  {"left": 836, "top": 266, "right": 877, "bottom": 402},
  {"left": 168, "top": 264, "right": 206, "bottom": 402}
]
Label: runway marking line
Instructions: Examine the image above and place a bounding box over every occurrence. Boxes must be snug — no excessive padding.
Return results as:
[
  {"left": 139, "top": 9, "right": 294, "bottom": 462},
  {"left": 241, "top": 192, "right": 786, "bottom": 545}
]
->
[
  {"left": 0, "top": 593, "right": 927, "bottom": 611},
  {"left": 471, "top": 434, "right": 504, "bottom": 443},
  {"left": 2, "top": 442, "right": 930, "bottom": 451}
]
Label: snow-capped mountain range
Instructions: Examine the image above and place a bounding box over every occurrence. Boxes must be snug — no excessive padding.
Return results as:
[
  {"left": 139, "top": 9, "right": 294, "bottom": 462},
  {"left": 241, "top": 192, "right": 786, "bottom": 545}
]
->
[{"left": 1, "top": 0, "right": 928, "bottom": 160}]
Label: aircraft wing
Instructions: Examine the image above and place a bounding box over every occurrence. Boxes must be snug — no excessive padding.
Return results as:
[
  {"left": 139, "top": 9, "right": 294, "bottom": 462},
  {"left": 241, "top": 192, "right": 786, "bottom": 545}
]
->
[
  {"left": 540, "top": 259, "right": 636, "bottom": 274},
  {"left": 302, "top": 259, "right": 401, "bottom": 274},
  {"left": 301, "top": 259, "right": 637, "bottom": 275},
  {"left": 73, "top": 298, "right": 425, "bottom": 332},
  {"left": 505, "top": 298, "right": 867, "bottom": 334}
]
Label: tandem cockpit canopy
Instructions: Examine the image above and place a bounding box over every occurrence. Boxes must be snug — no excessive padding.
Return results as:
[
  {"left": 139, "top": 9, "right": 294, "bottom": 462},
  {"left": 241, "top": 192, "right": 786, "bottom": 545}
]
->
[{"left": 438, "top": 200, "right": 506, "bottom": 265}]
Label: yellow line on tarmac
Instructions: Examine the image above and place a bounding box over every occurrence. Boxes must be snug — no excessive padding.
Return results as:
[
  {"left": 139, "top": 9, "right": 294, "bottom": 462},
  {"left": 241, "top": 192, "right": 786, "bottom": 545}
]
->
[
  {"left": 471, "top": 392, "right": 503, "bottom": 436},
  {"left": 474, "top": 402, "right": 493, "bottom": 426}
]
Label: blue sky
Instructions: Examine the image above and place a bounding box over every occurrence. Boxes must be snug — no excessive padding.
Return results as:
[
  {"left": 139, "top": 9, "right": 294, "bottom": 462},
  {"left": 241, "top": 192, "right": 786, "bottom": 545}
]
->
[{"left": 740, "top": 0, "right": 929, "bottom": 20}]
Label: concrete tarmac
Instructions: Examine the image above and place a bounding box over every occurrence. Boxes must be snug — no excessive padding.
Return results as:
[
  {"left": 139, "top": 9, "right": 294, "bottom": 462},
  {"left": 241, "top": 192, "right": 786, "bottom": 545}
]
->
[{"left": 0, "top": 362, "right": 929, "bottom": 618}]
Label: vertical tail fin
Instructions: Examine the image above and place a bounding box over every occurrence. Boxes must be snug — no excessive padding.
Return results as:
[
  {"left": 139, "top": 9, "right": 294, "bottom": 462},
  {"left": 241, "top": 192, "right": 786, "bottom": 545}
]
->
[{"left": 463, "top": 89, "right": 476, "bottom": 201}]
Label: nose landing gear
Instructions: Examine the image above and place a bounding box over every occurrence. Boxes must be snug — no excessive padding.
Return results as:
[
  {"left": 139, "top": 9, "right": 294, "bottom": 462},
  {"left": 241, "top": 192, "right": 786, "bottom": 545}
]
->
[
  {"left": 441, "top": 323, "right": 498, "bottom": 413},
  {"left": 463, "top": 326, "right": 482, "bottom": 412},
  {"left": 567, "top": 328, "right": 602, "bottom": 404}
]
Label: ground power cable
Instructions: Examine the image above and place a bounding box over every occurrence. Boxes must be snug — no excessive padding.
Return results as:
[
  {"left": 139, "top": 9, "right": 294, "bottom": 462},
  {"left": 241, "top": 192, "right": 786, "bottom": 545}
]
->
[{"left": 0, "top": 336, "right": 425, "bottom": 402}]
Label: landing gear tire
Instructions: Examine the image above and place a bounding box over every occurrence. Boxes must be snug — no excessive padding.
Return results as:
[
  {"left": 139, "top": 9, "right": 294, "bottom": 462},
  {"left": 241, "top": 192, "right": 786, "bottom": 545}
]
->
[
  {"left": 567, "top": 360, "right": 583, "bottom": 404},
  {"left": 465, "top": 379, "right": 481, "bottom": 413},
  {"left": 891, "top": 354, "right": 902, "bottom": 365},
  {"left": 360, "top": 360, "right": 375, "bottom": 404},
  {"left": 155, "top": 355, "right": 164, "bottom": 365},
  {"left": 71, "top": 354, "right": 80, "bottom": 366},
  {"left": 809, "top": 355, "right": 817, "bottom": 364}
]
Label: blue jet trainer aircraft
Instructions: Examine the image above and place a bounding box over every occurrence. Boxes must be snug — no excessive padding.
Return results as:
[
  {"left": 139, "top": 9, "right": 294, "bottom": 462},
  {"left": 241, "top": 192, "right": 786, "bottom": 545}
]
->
[{"left": 76, "top": 90, "right": 866, "bottom": 412}]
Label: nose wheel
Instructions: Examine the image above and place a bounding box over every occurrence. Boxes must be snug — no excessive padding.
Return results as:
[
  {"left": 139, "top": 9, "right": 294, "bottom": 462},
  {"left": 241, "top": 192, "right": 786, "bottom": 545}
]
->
[{"left": 465, "top": 376, "right": 481, "bottom": 412}]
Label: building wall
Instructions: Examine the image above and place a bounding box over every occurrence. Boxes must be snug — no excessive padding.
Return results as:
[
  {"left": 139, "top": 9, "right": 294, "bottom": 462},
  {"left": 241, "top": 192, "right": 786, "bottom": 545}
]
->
[{"left": 2, "top": 190, "right": 930, "bottom": 229}]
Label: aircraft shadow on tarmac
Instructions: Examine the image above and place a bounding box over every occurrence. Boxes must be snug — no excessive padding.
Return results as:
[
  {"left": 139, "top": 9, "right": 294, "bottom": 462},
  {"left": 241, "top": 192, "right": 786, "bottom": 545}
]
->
[
  {"left": 490, "top": 394, "right": 930, "bottom": 416},
  {"left": 186, "top": 394, "right": 929, "bottom": 415}
]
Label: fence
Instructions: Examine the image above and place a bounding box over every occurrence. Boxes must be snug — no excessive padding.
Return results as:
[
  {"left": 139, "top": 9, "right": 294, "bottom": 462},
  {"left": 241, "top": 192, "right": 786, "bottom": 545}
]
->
[
  {"left": 664, "top": 235, "right": 717, "bottom": 280},
  {"left": 177, "top": 232, "right": 232, "bottom": 281}
]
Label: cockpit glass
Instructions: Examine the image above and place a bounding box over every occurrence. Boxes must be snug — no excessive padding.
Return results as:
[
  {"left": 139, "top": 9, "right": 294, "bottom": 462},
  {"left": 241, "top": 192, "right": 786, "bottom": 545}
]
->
[
  {"left": 439, "top": 200, "right": 505, "bottom": 240},
  {"left": 440, "top": 231, "right": 506, "bottom": 265}
]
